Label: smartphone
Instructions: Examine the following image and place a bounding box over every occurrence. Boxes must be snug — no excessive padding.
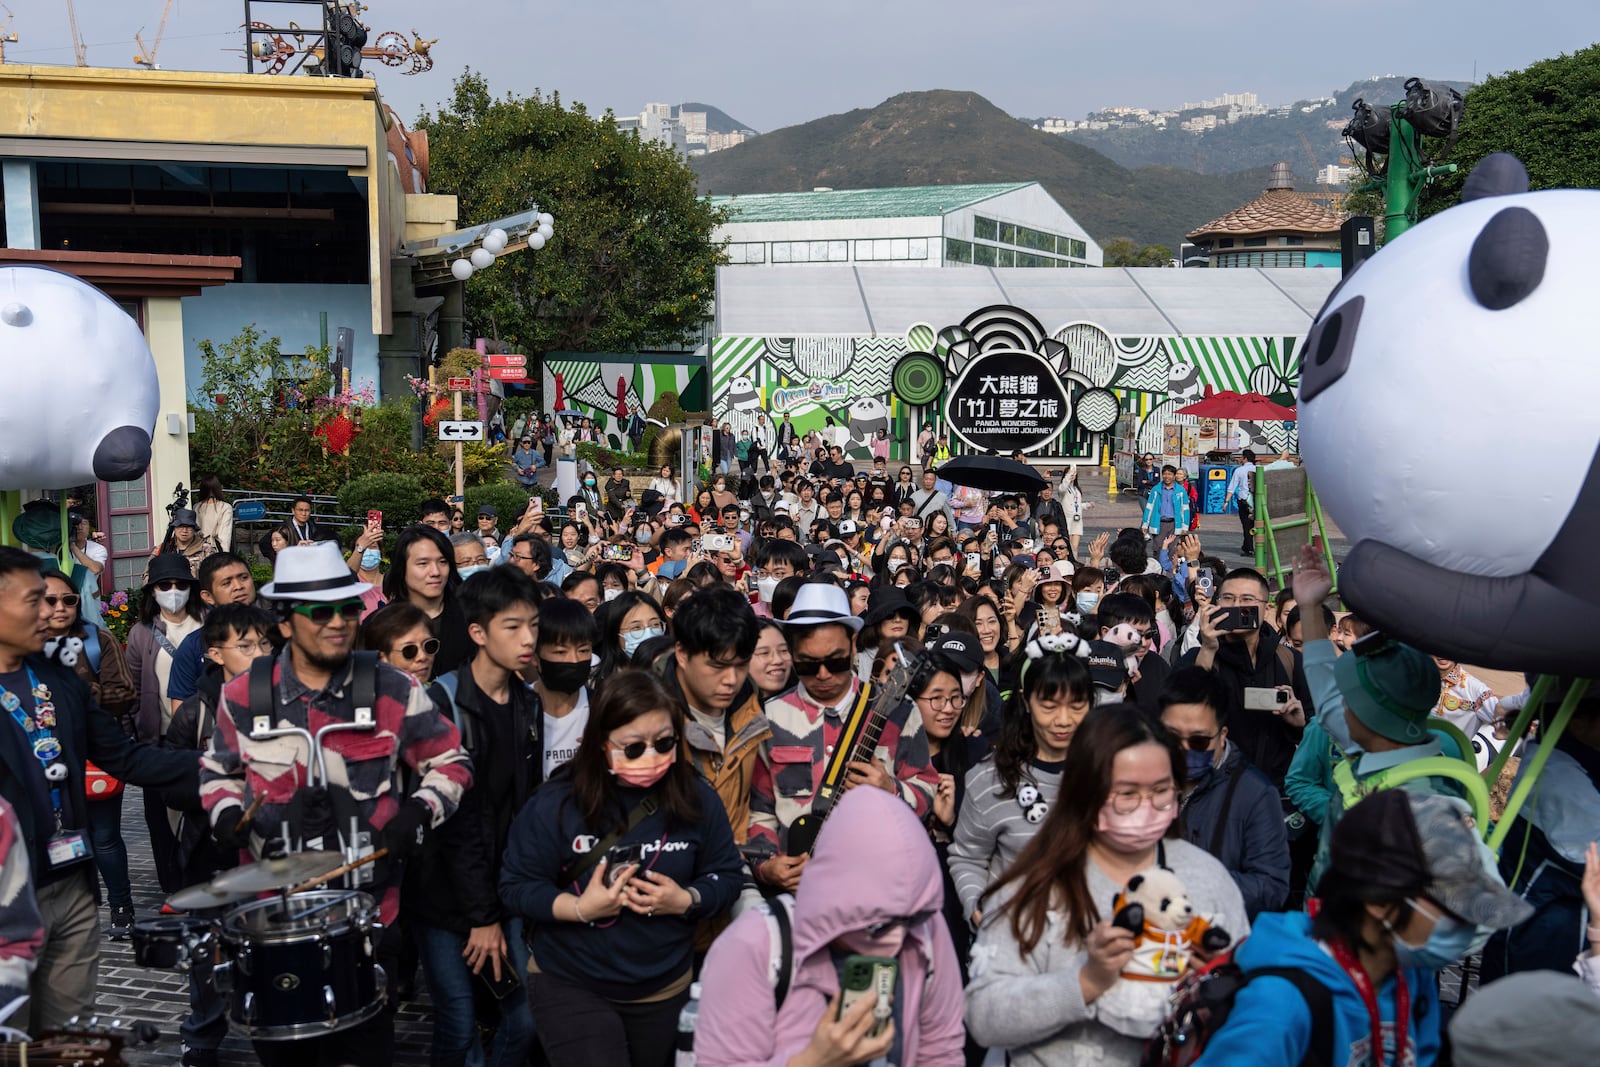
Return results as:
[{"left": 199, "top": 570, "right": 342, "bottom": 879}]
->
[
  {"left": 366, "top": 509, "right": 383, "bottom": 528},
  {"left": 1243, "top": 686, "right": 1289, "bottom": 711},
  {"left": 475, "top": 961, "right": 523, "bottom": 1001},
  {"left": 671, "top": 513, "right": 688, "bottom": 525},
  {"left": 604, "top": 543, "right": 632, "bottom": 562},
  {"left": 963, "top": 551, "right": 981, "bottom": 571},
  {"left": 1196, "top": 566, "right": 1215, "bottom": 599},
  {"left": 1040, "top": 606, "right": 1062, "bottom": 633},
  {"left": 603, "top": 842, "right": 644, "bottom": 886},
  {"left": 837, "top": 955, "right": 897, "bottom": 1039},
  {"left": 1215, "top": 605, "right": 1260, "bottom": 632},
  {"left": 576, "top": 503, "right": 587, "bottom": 520},
  {"left": 691, "top": 538, "right": 703, "bottom": 555}
]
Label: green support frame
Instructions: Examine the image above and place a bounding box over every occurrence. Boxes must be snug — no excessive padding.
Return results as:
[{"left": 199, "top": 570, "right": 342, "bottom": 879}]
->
[{"left": 1251, "top": 466, "right": 1335, "bottom": 591}]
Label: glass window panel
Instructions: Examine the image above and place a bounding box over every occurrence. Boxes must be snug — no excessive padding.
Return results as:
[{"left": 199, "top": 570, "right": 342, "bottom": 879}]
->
[
  {"left": 829, "top": 241, "right": 847, "bottom": 261},
  {"left": 109, "top": 478, "right": 148, "bottom": 510},
  {"left": 772, "top": 242, "right": 792, "bottom": 263},
  {"left": 890, "top": 238, "right": 908, "bottom": 260},
  {"left": 727, "top": 244, "right": 746, "bottom": 264},
  {"left": 972, "top": 243, "right": 996, "bottom": 267},
  {"left": 999, "top": 223, "right": 1017, "bottom": 245},
  {"left": 871, "top": 239, "right": 889, "bottom": 259},
  {"left": 110, "top": 514, "right": 149, "bottom": 554},
  {"left": 854, "top": 240, "right": 874, "bottom": 260},
  {"left": 113, "top": 557, "right": 145, "bottom": 590},
  {"left": 996, "top": 248, "right": 1015, "bottom": 267},
  {"left": 749, "top": 243, "right": 764, "bottom": 263},
  {"left": 973, "top": 216, "right": 997, "bottom": 241},
  {"left": 945, "top": 238, "right": 972, "bottom": 263},
  {"left": 909, "top": 238, "right": 927, "bottom": 259}
]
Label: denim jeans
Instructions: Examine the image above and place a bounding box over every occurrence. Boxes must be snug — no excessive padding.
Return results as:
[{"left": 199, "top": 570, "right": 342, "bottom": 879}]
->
[
  {"left": 86, "top": 795, "right": 132, "bottom": 908},
  {"left": 416, "top": 918, "right": 533, "bottom": 1067}
]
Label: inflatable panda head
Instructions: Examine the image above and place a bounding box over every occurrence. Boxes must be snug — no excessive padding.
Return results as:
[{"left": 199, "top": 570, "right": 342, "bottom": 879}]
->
[
  {"left": 0, "top": 266, "right": 160, "bottom": 487},
  {"left": 1298, "top": 154, "right": 1599, "bottom": 675}
]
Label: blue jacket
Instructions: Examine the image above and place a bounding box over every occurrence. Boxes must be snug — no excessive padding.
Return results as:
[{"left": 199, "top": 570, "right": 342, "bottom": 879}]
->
[
  {"left": 499, "top": 773, "right": 743, "bottom": 999},
  {"left": 1142, "top": 482, "right": 1192, "bottom": 531},
  {"left": 1196, "top": 911, "right": 1439, "bottom": 1067},
  {"left": 1178, "top": 742, "right": 1290, "bottom": 917}
]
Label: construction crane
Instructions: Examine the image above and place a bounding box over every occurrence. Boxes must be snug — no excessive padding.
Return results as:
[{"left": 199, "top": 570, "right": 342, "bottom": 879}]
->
[
  {"left": 134, "top": 0, "right": 175, "bottom": 68},
  {"left": 64, "top": 0, "right": 87, "bottom": 65},
  {"left": 0, "top": 6, "right": 17, "bottom": 64}
]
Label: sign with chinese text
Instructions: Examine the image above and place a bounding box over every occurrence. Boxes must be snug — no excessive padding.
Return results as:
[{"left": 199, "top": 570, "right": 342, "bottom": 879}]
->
[
  {"left": 944, "top": 350, "right": 1072, "bottom": 454},
  {"left": 446, "top": 377, "right": 473, "bottom": 391}
]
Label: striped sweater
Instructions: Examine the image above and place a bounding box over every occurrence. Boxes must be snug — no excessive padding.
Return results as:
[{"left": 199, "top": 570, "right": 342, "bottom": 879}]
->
[{"left": 947, "top": 757, "right": 1064, "bottom": 920}]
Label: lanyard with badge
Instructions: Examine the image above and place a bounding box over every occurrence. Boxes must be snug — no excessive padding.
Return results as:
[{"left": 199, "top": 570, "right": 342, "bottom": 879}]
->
[{"left": 1, "top": 667, "right": 89, "bottom": 869}]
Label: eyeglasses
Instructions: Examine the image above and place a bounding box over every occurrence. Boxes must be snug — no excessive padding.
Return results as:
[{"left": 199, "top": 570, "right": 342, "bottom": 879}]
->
[
  {"left": 1169, "top": 731, "right": 1216, "bottom": 752},
  {"left": 394, "top": 637, "right": 441, "bottom": 660},
  {"left": 509, "top": 552, "right": 535, "bottom": 564},
  {"left": 1107, "top": 784, "right": 1178, "bottom": 815},
  {"left": 217, "top": 640, "right": 273, "bottom": 656},
  {"left": 916, "top": 693, "right": 968, "bottom": 711},
  {"left": 43, "top": 594, "right": 81, "bottom": 608},
  {"left": 792, "top": 654, "right": 854, "bottom": 677},
  {"left": 607, "top": 735, "right": 678, "bottom": 760},
  {"left": 153, "top": 580, "right": 189, "bottom": 592},
  {"left": 288, "top": 600, "right": 365, "bottom": 625},
  {"left": 1216, "top": 593, "right": 1266, "bottom": 607}
]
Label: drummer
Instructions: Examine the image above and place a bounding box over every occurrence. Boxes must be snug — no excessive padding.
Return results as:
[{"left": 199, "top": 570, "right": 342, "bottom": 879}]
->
[{"left": 198, "top": 542, "right": 473, "bottom": 1067}]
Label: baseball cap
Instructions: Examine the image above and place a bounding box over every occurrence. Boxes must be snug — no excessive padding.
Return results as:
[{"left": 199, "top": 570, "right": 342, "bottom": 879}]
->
[
  {"left": 477, "top": 505, "right": 497, "bottom": 518},
  {"left": 1332, "top": 634, "right": 1440, "bottom": 744},
  {"left": 838, "top": 519, "right": 859, "bottom": 536},
  {"left": 1083, "top": 640, "right": 1129, "bottom": 691},
  {"left": 1324, "top": 791, "right": 1533, "bottom": 931},
  {"left": 931, "top": 632, "right": 983, "bottom": 675}
]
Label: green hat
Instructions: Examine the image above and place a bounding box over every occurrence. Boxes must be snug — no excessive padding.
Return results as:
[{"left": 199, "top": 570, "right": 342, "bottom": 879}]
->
[
  {"left": 1333, "top": 636, "right": 1440, "bottom": 745},
  {"left": 11, "top": 499, "right": 62, "bottom": 552}
]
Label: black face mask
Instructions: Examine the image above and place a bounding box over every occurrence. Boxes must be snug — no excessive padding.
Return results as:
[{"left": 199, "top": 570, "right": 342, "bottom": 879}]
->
[{"left": 539, "top": 658, "right": 591, "bottom": 694}]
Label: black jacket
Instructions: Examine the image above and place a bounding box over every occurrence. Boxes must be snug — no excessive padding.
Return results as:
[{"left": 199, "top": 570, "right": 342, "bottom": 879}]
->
[
  {"left": 1177, "top": 626, "right": 1310, "bottom": 788},
  {"left": 405, "top": 660, "right": 543, "bottom": 932},
  {"left": 1177, "top": 743, "right": 1291, "bottom": 917},
  {"left": 0, "top": 655, "right": 198, "bottom": 888},
  {"left": 163, "top": 666, "right": 233, "bottom": 881}
]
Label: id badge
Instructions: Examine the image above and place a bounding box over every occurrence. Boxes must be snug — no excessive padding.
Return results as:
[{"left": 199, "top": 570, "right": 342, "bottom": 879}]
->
[{"left": 46, "top": 830, "right": 89, "bottom": 869}]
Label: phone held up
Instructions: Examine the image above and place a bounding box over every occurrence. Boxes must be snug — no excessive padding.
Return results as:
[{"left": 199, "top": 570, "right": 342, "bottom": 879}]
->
[
  {"left": 1243, "top": 686, "right": 1289, "bottom": 711},
  {"left": 1213, "top": 605, "right": 1259, "bottom": 632},
  {"left": 1195, "top": 566, "right": 1215, "bottom": 599},
  {"left": 603, "top": 842, "right": 644, "bottom": 887},
  {"left": 837, "top": 955, "right": 897, "bottom": 1038}
]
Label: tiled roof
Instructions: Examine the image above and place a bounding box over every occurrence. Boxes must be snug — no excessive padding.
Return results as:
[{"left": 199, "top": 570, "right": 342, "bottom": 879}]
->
[
  {"left": 1187, "top": 188, "right": 1345, "bottom": 240},
  {"left": 712, "top": 182, "right": 1034, "bottom": 222}
]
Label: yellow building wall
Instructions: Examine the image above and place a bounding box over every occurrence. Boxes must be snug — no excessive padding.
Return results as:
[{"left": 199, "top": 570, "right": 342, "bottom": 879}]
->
[{"left": 142, "top": 296, "right": 192, "bottom": 506}]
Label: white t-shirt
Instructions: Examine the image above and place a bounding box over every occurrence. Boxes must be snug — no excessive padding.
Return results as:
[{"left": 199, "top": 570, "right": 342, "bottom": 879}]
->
[
  {"left": 82, "top": 540, "right": 108, "bottom": 566},
  {"left": 542, "top": 688, "right": 590, "bottom": 777},
  {"left": 687, "top": 705, "right": 726, "bottom": 751}
]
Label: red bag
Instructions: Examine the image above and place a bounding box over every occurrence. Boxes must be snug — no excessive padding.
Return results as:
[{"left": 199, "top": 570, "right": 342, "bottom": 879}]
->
[{"left": 85, "top": 760, "right": 125, "bottom": 799}]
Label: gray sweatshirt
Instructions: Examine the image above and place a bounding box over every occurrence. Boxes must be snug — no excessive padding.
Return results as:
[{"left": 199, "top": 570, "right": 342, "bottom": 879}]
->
[
  {"left": 964, "top": 838, "right": 1249, "bottom": 1066},
  {"left": 947, "top": 758, "right": 1064, "bottom": 920}
]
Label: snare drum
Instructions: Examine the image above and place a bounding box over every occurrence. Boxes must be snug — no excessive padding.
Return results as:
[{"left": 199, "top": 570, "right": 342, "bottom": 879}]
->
[
  {"left": 132, "top": 915, "right": 214, "bottom": 971},
  {"left": 214, "top": 890, "right": 385, "bottom": 1040}
]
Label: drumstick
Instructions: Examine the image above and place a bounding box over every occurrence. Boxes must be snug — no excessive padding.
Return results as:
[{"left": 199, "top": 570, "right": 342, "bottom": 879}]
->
[
  {"left": 234, "top": 793, "right": 266, "bottom": 834},
  {"left": 289, "top": 849, "right": 389, "bottom": 894}
]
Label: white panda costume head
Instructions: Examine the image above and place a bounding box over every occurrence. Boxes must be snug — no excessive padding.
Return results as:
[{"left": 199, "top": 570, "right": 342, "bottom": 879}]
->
[{"left": 1298, "top": 153, "right": 1599, "bottom": 675}]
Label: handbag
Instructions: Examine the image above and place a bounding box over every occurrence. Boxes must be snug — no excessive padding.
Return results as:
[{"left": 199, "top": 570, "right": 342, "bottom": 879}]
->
[{"left": 85, "top": 759, "right": 125, "bottom": 799}]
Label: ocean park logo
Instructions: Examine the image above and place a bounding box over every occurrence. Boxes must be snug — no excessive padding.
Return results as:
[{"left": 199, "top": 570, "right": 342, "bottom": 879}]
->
[{"left": 772, "top": 381, "right": 850, "bottom": 412}]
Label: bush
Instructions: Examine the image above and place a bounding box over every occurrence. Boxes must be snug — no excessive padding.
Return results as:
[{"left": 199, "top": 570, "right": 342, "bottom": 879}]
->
[
  {"left": 576, "top": 442, "right": 646, "bottom": 471},
  {"left": 464, "top": 482, "right": 536, "bottom": 528},
  {"left": 338, "top": 472, "right": 427, "bottom": 529}
]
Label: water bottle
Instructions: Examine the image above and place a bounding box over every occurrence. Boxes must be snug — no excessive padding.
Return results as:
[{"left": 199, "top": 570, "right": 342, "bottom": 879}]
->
[{"left": 675, "top": 981, "right": 702, "bottom": 1066}]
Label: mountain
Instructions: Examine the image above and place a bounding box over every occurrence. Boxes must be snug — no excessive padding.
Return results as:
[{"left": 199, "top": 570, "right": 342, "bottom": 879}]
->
[
  {"left": 674, "top": 102, "right": 757, "bottom": 135},
  {"left": 691, "top": 90, "right": 1269, "bottom": 249},
  {"left": 1058, "top": 77, "right": 1473, "bottom": 185}
]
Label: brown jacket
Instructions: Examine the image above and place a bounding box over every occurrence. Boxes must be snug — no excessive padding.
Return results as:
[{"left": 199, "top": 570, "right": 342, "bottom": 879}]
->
[{"left": 654, "top": 653, "right": 771, "bottom": 844}]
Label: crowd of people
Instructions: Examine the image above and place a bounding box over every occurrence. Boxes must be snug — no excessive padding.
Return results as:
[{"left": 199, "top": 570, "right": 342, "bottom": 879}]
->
[{"left": 0, "top": 448, "right": 1596, "bottom": 1067}]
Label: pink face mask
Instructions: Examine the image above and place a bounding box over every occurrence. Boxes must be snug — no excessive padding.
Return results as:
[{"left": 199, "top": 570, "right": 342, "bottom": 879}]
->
[
  {"left": 1096, "top": 798, "right": 1176, "bottom": 853},
  {"left": 609, "top": 749, "right": 675, "bottom": 789}
]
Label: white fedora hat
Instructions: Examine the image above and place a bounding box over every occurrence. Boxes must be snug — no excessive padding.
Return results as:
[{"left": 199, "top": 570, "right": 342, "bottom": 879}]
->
[
  {"left": 777, "top": 583, "right": 863, "bottom": 633},
  {"left": 259, "top": 542, "right": 373, "bottom": 602}
]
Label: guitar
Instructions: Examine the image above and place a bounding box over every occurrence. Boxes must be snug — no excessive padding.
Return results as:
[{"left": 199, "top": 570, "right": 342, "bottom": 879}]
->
[
  {"left": 0, "top": 1019, "right": 158, "bottom": 1065},
  {"left": 784, "top": 644, "right": 928, "bottom": 856}
]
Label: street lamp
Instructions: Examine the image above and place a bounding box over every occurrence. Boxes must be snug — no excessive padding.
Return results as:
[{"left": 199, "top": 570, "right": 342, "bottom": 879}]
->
[{"left": 1344, "top": 77, "right": 1464, "bottom": 244}]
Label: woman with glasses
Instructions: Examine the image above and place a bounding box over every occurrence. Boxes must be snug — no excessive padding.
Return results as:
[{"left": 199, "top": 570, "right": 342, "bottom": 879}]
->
[
  {"left": 949, "top": 649, "right": 1090, "bottom": 930},
  {"left": 594, "top": 591, "right": 666, "bottom": 681},
  {"left": 125, "top": 552, "right": 205, "bottom": 891},
  {"left": 965, "top": 704, "right": 1248, "bottom": 1066},
  {"left": 382, "top": 526, "right": 469, "bottom": 678},
  {"left": 359, "top": 602, "right": 439, "bottom": 685},
  {"left": 499, "top": 669, "right": 742, "bottom": 1067},
  {"left": 747, "top": 619, "right": 794, "bottom": 700}
]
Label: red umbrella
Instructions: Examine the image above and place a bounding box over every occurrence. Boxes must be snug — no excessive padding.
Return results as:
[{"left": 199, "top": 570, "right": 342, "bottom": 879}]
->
[
  {"left": 615, "top": 376, "right": 629, "bottom": 421},
  {"left": 1176, "top": 389, "right": 1296, "bottom": 421}
]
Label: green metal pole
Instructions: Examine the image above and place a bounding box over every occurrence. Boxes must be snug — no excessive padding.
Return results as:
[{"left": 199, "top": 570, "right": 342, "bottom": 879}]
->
[
  {"left": 1482, "top": 674, "right": 1552, "bottom": 787},
  {"left": 1487, "top": 679, "right": 1588, "bottom": 852},
  {"left": 1382, "top": 105, "right": 1421, "bottom": 244}
]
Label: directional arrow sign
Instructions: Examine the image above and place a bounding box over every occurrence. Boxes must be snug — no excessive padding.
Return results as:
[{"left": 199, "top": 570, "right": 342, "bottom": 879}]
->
[
  {"left": 437, "top": 420, "right": 485, "bottom": 442},
  {"left": 446, "top": 377, "right": 473, "bottom": 391},
  {"left": 486, "top": 368, "right": 528, "bottom": 381},
  {"left": 485, "top": 354, "right": 527, "bottom": 368}
]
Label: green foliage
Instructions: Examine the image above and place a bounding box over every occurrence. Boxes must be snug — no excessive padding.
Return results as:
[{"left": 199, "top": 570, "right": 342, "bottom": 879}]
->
[
  {"left": 1421, "top": 45, "right": 1600, "bottom": 218},
  {"left": 337, "top": 472, "right": 427, "bottom": 528},
  {"left": 464, "top": 482, "right": 537, "bottom": 527},
  {"left": 1101, "top": 238, "right": 1174, "bottom": 267},
  {"left": 576, "top": 442, "right": 645, "bottom": 471},
  {"left": 417, "top": 71, "right": 728, "bottom": 355},
  {"left": 638, "top": 391, "right": 689, "bottom": 460}
]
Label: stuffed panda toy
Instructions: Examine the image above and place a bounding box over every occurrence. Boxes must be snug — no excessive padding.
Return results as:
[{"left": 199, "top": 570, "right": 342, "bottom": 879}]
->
[
  {"left": 1297, "top": 153, "right": 1600, "bottom": 677},
  {"left": 1094, "top": 865, "right": 1232, "bottom": 1038}
]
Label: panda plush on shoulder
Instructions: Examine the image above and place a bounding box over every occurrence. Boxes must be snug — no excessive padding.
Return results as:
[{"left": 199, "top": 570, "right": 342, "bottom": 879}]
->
[{"left": 1298, "top": 153, "right": 1600, "bottom": 677}]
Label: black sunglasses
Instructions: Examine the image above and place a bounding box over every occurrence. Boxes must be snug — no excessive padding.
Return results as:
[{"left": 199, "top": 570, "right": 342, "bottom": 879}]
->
[
  {"left": 153, "top": 579, "right": 190, "bottom": 592},
  {"left": 608, "top": 735, "right": 678, "bottom": 761},
  {"left": 1173, "top": 732, "right": 1217, "bottom": 752},
  {"left": 395, "top": 637, "right": 441, "bottom": 660},
  {"left": 792, "top": 654, "right": 854, "bottom": 678}
]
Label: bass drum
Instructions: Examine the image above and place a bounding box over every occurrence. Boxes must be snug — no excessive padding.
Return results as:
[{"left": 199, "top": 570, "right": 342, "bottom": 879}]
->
[{"left": 215, "top": 890, "right": 384, "bottom": 1040}]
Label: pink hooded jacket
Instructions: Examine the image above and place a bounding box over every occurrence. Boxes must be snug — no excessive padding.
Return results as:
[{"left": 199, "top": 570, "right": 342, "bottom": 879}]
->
[{"left": 694, "top": 785, "right": 965, "bottom": 1066}]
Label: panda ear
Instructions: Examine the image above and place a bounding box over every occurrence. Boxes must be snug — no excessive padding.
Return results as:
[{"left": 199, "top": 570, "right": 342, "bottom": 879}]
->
[
  {"left": 1469, "top": 207, "right": 1548, "bottom": 311},
  {"left": 1462, "top": 153, "right": 1530, "bottom": 202},
  {"left": 1127, "top": 874, "right": 1145, "bottom": 892}
]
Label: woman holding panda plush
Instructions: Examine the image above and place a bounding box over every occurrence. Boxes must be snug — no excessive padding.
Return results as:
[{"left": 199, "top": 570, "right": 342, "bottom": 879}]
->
[{"left": 965, "top": 703, "right": 1248, "bottom": 1066}]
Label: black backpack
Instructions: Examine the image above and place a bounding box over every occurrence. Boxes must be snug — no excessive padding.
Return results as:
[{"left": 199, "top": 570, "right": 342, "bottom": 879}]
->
[{"left": 1142, "top": 948, "right": 1334, "bottom": 1067}]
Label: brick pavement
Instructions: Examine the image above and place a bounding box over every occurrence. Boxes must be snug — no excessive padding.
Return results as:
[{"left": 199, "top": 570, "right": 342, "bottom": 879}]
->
[{"left": 89, "top": 787, "right": 437, "bottom": 1066}]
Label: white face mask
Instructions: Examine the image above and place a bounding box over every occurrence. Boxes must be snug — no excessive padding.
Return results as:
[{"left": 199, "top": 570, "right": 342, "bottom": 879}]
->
[
  {"left": 887, "top": 559, "right": 906, "bottom": 574},
  {"left": 154, "top": 587, "right": 190, "bottom": 614},
  {"left": 603, "top": 588, "right": 622, "bottom": 603},
  {"left": 756, "top": 575, "right": 780, "bottom": 604}
]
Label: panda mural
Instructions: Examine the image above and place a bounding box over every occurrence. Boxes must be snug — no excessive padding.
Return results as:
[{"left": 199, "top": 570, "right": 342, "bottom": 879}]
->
[
  {"left": 726, "top": 373, "right": 765, "bottom": 438},
  {"left": 1297, "top": 153, "right": 1598, "bottom": 676},
  {"left": 845, "top": 397, "right": 890, "bottom": 456}
]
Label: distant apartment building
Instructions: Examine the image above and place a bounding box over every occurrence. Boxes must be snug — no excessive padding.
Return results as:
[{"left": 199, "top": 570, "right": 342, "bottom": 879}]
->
[
  {"left": 712, "top": 182, "right": 1102, "bottom": 270},
  {"left": 615, "top": 102, "right": 688, "bottom": 154},
  {"left": 1317, "top": 163, "right": 1356, "bottom": 186},
  {"left": 1181, "top": 91, "right": 1259, "bottom": 111},
  {"left": 706, "top": 130, "right": 749, "bottom": 152}
]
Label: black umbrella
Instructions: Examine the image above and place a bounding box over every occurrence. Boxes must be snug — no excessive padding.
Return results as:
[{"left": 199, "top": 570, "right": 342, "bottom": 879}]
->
[{"left": 934, "top": 454, "right": 1047, "bottom": 494}]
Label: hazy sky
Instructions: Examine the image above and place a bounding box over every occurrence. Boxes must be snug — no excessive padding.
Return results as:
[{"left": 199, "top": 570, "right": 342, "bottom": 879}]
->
[{"left": 9, "top": 1, "right": 1595, "bottom": 131}]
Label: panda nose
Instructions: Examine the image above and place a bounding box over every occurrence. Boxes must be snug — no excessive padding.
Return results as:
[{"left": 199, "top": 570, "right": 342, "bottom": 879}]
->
[{"left": 1299, "top": 295, "right": 1365, "bottom": 403}]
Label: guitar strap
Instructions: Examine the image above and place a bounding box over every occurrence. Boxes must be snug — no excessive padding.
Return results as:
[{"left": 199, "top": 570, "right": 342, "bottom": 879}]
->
[{"left": 808, "top": 681, "right": 874, "bottom": 822}]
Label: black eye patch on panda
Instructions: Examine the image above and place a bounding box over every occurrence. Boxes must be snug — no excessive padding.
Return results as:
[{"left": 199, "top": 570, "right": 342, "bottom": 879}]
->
[
  {"left": 1469, "top": 206, "right": 1548, "bottom": 311},
  {"left": 1298, "top": 296, "right": 1364, "bottom": 404}
]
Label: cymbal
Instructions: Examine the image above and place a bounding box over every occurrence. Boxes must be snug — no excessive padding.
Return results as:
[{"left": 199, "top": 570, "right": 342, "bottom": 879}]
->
[
  {"left": 166, "top": 881, "right": 255, "bottom": 912},
  {"left": 208, "top": 851, "right": 346, "bottom": 894}
]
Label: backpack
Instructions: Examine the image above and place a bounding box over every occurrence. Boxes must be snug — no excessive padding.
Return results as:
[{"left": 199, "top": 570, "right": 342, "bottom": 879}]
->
[
  {"left": 429, "top": 671, "right": 474, "bottom": 750},
  {"left": 676, "top": 894, "right": 794, "bottom": 1065},
  {"left": 1142, "top": 949, "right": 1334, "bottom": 1067}
]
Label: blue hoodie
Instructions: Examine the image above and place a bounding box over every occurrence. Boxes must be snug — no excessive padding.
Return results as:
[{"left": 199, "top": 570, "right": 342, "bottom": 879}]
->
[{"left": 1195, "top": 912, "right": 1438, "bottom": 1067}]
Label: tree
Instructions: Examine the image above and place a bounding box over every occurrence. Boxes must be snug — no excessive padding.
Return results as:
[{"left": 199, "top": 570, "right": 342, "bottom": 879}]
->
[
  {"left": 418, "top": 71, "right": 729, "bottom": 357},
  {"left": 1100, "top": 237, "right": 1173, "bottom": 267},
  {"left": 1421, "top": 45, "right": 1600, "bottom": 218}
]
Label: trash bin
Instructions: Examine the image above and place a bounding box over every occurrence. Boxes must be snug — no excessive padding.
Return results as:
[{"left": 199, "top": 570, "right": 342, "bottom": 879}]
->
[{"left": 1199, "top": 463, "right": 1239, "bottom": 515}]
